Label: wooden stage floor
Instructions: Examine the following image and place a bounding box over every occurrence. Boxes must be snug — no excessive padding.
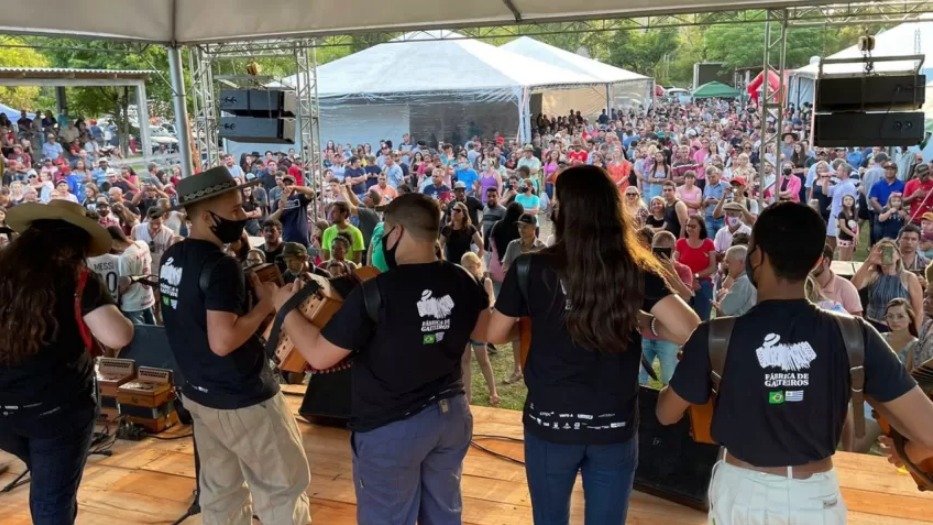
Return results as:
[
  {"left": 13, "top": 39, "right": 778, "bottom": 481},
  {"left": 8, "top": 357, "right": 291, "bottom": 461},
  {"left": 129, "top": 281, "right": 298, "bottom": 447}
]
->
[{"left": 1, "top": 385, "right": 931, "bottom": 524}]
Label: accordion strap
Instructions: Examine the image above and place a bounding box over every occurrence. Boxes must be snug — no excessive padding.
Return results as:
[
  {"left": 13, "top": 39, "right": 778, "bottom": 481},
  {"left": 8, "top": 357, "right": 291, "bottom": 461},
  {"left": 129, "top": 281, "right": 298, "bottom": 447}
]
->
[{"left": 263, "top": 279, "right": 322, "bottom": 359}]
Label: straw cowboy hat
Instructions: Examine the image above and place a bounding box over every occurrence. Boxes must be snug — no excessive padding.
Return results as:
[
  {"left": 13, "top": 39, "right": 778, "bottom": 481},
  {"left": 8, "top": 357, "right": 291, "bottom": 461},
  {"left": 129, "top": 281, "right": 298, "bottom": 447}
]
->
[
  {"left": 172, "top": 165, "right": 261, "bottom": 211},
  {"left": 6, "top": 200, "right": 112, "bottom": 256}
]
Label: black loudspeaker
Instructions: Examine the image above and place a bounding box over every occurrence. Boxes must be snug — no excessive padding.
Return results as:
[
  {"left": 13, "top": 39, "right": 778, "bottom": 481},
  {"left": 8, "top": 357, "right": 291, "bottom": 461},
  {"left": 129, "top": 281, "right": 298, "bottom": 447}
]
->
[
  {"left": 816, "top": 74, "right": 925, "bottom": 112},
  {"left": 219, "top": 89, "right": 297, "bottom": 117},
  {"left": 635, "top": 386, "right": 719, "bottom": 511},
  {"left": 219, "top": 117, "right": 295, "bottom": 144},
  {"left": 298, "top": 369, "right": 352, "bottom": 427},
  {"left": 120, "top": 324, "right": 191, "bottom": 424},
  {"left": 813, "top": 112, "right": 924, "bottom": 147}
]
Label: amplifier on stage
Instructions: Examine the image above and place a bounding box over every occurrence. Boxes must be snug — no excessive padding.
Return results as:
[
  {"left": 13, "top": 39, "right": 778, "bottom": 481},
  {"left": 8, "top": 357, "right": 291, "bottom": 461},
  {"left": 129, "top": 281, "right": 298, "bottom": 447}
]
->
[
  {"left": 96, "top": 357, "right": 137, "bottom": 420},
  {"left": 117, "top": 367, "right": 179, "bottom": 433}
]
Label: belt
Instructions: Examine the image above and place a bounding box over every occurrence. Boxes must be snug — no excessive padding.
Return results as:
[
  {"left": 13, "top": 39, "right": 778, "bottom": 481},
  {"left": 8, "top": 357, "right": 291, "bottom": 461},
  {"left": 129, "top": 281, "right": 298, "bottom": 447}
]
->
[{"left": 723, "top": 451, "right": 833, "bottom": 480}]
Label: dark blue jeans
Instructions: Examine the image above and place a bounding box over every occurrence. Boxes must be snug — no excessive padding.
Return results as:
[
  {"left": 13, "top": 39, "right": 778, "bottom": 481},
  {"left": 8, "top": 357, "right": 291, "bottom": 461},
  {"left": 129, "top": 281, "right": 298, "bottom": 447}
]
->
[
  {"left": 352, "top": 394, "right": 472, "bottom": 525},
  {"left": 0, "top": 401, "right": 96, "bottom": 525},
  {"left": 692, "top": 279, "right": 714, "bottom": 321},
  {"left": 524, "top": 431, "right": 639, "bottom": 525}
]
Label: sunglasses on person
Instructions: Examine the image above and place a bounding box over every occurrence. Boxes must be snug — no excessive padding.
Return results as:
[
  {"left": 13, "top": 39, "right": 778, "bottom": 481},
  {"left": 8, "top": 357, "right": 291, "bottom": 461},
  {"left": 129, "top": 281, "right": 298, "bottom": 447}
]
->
[{"left": 625, "top": 192, "right": 638, "bottom": 197}]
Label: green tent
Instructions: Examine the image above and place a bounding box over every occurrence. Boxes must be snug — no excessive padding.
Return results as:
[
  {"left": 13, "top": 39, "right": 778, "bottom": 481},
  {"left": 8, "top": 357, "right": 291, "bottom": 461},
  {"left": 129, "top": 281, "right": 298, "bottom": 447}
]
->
[{"left": 692, "top": 81, "right": 741, "bottom": 99}]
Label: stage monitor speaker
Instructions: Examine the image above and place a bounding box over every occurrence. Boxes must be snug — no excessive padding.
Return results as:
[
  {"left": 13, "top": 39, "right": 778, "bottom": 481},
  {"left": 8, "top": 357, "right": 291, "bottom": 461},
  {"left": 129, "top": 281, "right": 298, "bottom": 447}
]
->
[
  {"left": 298, "top": 369, "right": 351, "bottom": 428},
  {"left": 813, "top": 111, "right": 924, "bottom": 148},
  {"left": 119, "top": 324, "right": 191, "bottom": 424},
  {"left": 219, "top": 89, "right": 297, "bottom": 117},
  {"left": 635, "top": 386, "right": 719, "bottom": 511},
  {"left": 219, "top": 117, "right": 295, "bottom": 144},
  {"left": 815, "top": 74, "right": 925, "bottom": 112}
]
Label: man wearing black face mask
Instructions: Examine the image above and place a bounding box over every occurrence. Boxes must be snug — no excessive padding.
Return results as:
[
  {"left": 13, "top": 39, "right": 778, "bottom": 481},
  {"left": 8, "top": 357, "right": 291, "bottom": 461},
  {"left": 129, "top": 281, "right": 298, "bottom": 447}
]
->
[
  {"left": 272, "top": 193, "right": 490, "bottom": 525},
  {"left": 158, "top": 166, "right": 311, "bottom": 525}
]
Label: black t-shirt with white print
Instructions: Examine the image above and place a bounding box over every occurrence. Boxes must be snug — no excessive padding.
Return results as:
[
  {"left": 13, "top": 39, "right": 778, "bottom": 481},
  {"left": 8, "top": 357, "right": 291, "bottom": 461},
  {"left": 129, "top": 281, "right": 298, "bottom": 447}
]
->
[
  {"left": 495, "top": 252, "right": 672, "bottom": 445},
  {"left": 159, "top": 239, "right": 279, "bottom": 410},
  {"left": 669, "top": 299, "right": 916, "bottom": 467},
  {"left": 321, "top": 261, "right": 487, "bottom": 432}
]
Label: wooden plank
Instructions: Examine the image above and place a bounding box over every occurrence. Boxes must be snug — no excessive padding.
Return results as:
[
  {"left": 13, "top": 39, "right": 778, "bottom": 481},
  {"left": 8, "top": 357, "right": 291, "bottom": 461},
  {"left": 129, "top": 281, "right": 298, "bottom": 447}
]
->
[{"left": 1, "top": 400, "right": 930, "bottom": 525}]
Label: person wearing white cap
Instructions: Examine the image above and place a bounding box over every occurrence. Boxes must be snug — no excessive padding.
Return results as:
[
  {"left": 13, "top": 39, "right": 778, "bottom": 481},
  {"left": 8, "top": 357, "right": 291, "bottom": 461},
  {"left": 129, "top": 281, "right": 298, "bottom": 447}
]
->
[{"left": 0, "top": 200, "right": 134, "bottom": 524}]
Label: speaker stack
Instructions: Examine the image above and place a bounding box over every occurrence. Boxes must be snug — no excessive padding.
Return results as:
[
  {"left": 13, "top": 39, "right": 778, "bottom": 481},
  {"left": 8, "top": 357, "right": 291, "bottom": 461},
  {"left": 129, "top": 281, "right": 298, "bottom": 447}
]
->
[
  {"left": 813, "top": 72, "right": 926, "bottom": 147},
  {"left": 219, "top": 89, "right": 297, "bottom": 144}
]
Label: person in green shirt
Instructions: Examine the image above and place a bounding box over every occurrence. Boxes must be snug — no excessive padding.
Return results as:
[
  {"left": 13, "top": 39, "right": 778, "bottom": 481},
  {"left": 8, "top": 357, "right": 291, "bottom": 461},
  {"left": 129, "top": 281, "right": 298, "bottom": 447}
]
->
[
  {"left": 368, "top": 222, "right": 388, "bottom": 271},
  {"left": 320, "top": 201, "right": 365, "bottom": 263}
]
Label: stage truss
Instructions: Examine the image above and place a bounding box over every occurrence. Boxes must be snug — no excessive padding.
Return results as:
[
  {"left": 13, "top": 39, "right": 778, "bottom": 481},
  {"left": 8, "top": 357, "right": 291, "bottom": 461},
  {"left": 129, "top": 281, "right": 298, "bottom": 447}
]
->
[{"left": 188, "top": 40, "right": 322, "bottom": 197}]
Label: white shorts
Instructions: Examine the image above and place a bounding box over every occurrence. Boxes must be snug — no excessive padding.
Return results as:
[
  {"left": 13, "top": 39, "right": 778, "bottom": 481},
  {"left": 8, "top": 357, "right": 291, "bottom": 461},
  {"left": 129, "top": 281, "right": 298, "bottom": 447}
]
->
[{"left": 708, "top": 459, "right": 846, "bottom": 525}]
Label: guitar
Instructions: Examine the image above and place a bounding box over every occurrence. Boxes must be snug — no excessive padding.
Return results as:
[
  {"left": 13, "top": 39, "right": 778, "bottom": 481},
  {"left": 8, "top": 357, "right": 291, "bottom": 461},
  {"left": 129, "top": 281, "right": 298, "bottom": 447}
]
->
[{"left": 876, "top": 357, "right": 933, "bottom": 491}]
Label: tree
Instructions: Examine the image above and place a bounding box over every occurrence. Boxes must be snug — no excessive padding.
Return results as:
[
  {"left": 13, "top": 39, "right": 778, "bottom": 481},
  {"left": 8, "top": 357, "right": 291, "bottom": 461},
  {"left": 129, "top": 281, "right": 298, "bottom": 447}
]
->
[
  {"left": 606, "top": 27, "right": 680, "bottom": 83},
  {"left": 0, "top": 37, "right": 51, "bottom": 110}
]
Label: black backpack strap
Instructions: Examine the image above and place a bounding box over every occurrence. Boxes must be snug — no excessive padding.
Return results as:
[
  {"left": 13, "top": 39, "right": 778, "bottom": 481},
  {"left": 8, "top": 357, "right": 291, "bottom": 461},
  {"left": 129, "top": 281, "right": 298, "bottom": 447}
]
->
[
  {"left": 361, "top": 278, "right": 381, "bottom": 324},
  {"left": 198, "top": 251, "right": 226, "bottom": 297},
  {"left": 707, "top": 316, "right": 737, "bottom": 395},
  {"left": 833, "top": 314, "right": 866, "bottom": 439},
  {"left": 515, "top": 254, "right": 531, "bottom": 307}
]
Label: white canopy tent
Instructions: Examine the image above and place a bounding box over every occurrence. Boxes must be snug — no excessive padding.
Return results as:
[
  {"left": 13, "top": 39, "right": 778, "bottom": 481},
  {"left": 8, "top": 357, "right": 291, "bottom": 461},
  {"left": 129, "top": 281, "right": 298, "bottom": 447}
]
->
[
  {"left": 788, "top": 20, "right": 933, "bottom": 107},
  {"left": 500, "top": 36, "right": 654, "bottom": 117},
  {"left": 0, "top": 0, "right": 829, "bottom": 45},
  {"left": 254, "top": 31, "right": 602, "bottom": 154}
]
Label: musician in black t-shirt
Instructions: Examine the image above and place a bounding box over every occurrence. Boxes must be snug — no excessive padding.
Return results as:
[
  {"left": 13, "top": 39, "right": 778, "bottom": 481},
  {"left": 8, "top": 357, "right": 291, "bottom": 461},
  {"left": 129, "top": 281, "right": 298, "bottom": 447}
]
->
[
  {"left": 159, "top": 167, "right": 310, "bottom": 525},
  {"left": 657, "top": 202, "right": 933, "bottom": 524},
  {"left": 488, "top": 165, "right": 699, "bottom": 524},
  {"left": 273, "top": 193, "right": 490, "bottom": 525}
]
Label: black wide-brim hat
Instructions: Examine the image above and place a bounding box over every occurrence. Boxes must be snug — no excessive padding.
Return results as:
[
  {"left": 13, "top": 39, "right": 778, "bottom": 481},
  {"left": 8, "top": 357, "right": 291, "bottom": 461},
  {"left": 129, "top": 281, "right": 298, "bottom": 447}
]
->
[{"left": 171, "top": 166, "right": 262, "bottom": 211}]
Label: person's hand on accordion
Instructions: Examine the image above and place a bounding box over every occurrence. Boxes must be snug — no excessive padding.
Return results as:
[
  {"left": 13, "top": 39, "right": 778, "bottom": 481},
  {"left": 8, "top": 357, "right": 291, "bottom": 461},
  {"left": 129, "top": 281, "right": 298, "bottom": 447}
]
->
[
  {"left": 273, "top": 279, "right": 302, "bottom": 312},
  {"left": 248, "top": 273, "right": 280, "bottom": 316}
]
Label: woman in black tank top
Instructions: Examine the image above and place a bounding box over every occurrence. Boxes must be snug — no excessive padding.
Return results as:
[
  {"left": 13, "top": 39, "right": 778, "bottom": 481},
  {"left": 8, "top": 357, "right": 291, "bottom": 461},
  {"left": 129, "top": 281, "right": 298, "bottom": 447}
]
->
[{"left": 663, "top": 200, "right": 681, "bottom": 237}]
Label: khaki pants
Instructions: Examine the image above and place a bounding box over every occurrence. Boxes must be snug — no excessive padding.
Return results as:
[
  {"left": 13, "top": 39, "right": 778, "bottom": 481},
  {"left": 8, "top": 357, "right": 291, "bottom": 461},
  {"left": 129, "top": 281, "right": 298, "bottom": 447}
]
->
[
  {"left": 708, "top": 460, "right": 846, "bottom": 525},
  {"left": 186, "top": 393, "right": 311, "bottom": 525}
]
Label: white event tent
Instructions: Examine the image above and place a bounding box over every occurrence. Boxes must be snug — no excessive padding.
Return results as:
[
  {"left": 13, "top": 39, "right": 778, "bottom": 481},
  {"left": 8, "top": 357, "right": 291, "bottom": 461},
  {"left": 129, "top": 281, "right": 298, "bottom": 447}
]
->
[
  {"left": 788, "top": 20, "right": 933, "bottom": 108},
  {"left": 269, "top": 31, "right": 603, "bottom": 153},
  {"left": 500, "top": 36, "right": 654, "bottom": 116}
]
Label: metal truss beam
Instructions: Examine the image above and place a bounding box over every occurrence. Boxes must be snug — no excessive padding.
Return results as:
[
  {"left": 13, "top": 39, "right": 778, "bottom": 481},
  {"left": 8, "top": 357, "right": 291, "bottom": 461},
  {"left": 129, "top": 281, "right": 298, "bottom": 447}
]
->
[
  {"left": 759, "top": 9, "right": 789, "bottom": 206},
  {"left": 189, "top": 45, "right": 219, "bottom": 172},
  {"left": 293, "top": 41, "right": 324, "bottom": 221}
]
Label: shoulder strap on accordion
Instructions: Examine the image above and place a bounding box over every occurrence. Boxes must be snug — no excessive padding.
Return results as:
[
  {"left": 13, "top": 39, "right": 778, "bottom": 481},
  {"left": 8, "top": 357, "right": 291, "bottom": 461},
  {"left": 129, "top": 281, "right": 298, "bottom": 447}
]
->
[
  {"left": 708, "top": 316, "right": 736, "bottom": 396},
  {"left": 361, "top": 278, "right": 381, "bottom": 324},
  {"left": 263, "top": 280, "right": 322, "bottom": 359},
  {"left": 832, "top": 313, "right": 866, "bottom": 440}
]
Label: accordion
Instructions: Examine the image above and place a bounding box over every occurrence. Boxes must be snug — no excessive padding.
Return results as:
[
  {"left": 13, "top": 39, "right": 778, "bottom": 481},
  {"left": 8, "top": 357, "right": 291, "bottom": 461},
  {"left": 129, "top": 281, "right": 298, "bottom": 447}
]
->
[{"left": 262, "top": 267, "right": 379, "bottom": 373}]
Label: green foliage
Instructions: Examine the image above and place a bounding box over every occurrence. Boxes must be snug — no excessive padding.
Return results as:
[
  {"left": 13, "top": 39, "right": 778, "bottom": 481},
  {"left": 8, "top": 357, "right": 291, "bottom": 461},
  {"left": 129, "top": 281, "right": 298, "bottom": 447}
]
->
[{"left": 0, "top": 36, "right": 50, "bottom": 109}]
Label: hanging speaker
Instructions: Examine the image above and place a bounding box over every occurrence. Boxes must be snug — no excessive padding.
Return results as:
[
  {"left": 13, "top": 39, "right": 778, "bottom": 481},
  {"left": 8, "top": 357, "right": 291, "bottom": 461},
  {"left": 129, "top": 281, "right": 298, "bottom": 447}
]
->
[
  {"left": 219, "top": 117, "right": 295, "bottom": 144},
  {"left": 813, "top": 112, "right": 924, "bottom": 147},
  {"left": 815, "top": 74, "right": 925, "bottom": 112}
]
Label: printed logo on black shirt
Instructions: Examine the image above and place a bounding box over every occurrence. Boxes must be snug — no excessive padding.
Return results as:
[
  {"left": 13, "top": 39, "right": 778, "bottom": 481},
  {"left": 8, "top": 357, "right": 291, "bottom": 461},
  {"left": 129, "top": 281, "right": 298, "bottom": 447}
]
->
[
  {"left": 418, "top": 290, "right": 454, "bottom": 344},
  {"left": 756, "top": 333, "right": 816, "bottom": 389},
  {"left": 160, "top": 257, "right": 183, "bottom": 309}
]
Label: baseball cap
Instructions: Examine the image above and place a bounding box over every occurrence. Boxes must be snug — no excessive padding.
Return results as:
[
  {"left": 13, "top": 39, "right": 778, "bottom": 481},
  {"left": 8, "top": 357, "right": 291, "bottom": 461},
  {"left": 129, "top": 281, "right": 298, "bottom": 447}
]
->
[
  {"left": 282, "top": 242, "right": 308, "bottom": 259},
  {"left": 517, "top": 213, "right": 536, "bottom": 226},
  {"left": 730, "top": 176, "right": 747, "bottom": 187},
  {"left": 916, "top": 164, "right": 931, "bottom": 176},
  {"left": 453, "top": 181, "right": 467, "bottom": 190},
  {"left": 723, "top": 202, "right": 745, "bottom": 213},
  {"left": 922, "top": 212, "right": 933, "bottom": 222}
]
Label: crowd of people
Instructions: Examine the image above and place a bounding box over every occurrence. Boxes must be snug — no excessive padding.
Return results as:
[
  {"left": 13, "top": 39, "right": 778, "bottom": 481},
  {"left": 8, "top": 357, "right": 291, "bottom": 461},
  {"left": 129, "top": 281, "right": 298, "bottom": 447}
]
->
[{"left": 1, "top": 96, "right": 933, "bottom": 525}]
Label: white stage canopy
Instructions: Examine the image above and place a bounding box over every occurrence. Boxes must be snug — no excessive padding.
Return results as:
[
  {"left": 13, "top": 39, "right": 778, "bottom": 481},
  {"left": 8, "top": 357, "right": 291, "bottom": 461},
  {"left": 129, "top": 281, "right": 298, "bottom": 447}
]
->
[
  {"left": 242, "top": 31, "right": 603, "bottom": 154},
  {"left": 0, "top": 0, "right": 835, "bottom": 45},
  {"left": 501, "top": 36, "right": 654, "bottom": 116}
]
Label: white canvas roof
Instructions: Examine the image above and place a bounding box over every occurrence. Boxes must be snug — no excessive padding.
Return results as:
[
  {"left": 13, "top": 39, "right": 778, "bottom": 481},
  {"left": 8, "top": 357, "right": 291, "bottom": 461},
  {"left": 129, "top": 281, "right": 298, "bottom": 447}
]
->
[
  {"left": 501, "top": 36, "right": 649, "bottom": 83},
  {"left": 0, "top": 0, "right": 834, "bottom": 45},
  {"left": 795, "top": 20, "right": 933, "bottom": 78},
  {"left": 280, "top": 31, "right": 601, "bottom": 97}
]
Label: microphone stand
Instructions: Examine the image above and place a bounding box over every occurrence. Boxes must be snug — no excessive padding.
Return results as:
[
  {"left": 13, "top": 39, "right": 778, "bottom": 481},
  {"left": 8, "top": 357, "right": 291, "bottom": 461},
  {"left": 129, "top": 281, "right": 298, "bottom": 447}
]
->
[{"left": 170, "top": 399, "right": 201, "bottom": 525}]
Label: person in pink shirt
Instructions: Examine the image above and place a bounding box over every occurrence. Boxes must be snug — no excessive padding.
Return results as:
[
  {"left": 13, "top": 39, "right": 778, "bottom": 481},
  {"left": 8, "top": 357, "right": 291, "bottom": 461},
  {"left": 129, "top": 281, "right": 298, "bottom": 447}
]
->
[
  {"left": 765, "top": 162, "right": 803, "bottom": 203},
  {"left": 811, "top": 245, "right": 863, "bottom": 316}
]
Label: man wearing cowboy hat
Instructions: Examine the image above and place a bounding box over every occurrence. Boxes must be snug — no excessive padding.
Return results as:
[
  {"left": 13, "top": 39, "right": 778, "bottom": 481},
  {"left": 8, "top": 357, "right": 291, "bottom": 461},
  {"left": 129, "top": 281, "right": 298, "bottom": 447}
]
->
[{"left": 158, "top": 166, "right": 310, "bottom": 525}]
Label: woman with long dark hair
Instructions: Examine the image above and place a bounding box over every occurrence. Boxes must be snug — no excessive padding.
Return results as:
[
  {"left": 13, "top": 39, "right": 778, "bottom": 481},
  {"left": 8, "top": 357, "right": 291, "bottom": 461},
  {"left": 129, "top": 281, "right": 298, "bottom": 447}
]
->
[
  {"left": 488, "top": 201, "right": 524, "bottom": 293},
  {"left": 0, "top": 201, "right": 134, "bottom": 524},
  {"left": 487, "top": 165, "right": 699, "bottom": 524}
]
